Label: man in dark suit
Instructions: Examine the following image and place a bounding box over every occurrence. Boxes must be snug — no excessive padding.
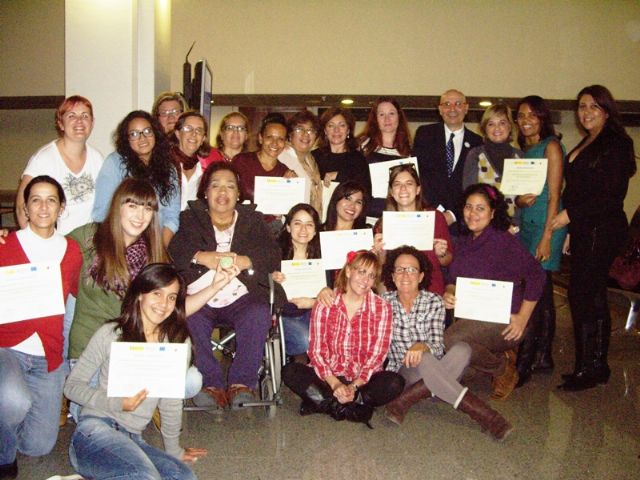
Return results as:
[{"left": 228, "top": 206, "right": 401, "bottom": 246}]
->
[{"left": 414, "top": 89, "right": 483, "bottom": 235}]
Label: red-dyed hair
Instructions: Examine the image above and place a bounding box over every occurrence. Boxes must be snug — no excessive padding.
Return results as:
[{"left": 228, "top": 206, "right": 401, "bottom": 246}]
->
[{"left": 55, "top": 95, "right": 93, "bottom": 137}]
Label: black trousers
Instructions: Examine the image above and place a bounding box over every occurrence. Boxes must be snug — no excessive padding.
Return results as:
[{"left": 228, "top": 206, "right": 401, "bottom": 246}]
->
[{"left": 282, "top": 362, "right": 405, "bottom": 407}]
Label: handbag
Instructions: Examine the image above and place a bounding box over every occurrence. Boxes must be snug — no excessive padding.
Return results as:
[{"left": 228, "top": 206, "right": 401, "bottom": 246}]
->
[{"left": 609, "top": 237, "right": 640, "bottom": 290}]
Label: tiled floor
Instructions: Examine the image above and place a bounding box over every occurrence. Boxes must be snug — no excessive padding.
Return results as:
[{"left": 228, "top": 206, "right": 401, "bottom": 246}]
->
[{"left": 18, "top": 293, "right": 640, "bottom": 480}]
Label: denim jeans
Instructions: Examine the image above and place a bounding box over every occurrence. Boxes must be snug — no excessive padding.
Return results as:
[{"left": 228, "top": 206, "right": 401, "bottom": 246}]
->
[
  {"left": 282, "top": 310, "right": 311, "bottom": 356},
  {"left": 70, "top": 416, "right": 196, "bottom": 480},
  {"left": 0, "top": 348, "right": 65, "bottom": 463}
]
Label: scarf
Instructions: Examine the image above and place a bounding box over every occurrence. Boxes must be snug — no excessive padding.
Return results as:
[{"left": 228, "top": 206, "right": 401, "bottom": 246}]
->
[
  {"left": 483, "top": 140, "right": 516, "bottom": 175},
  {"left": 171, "top": 144, "right": 199, "bottom": 180},
  {"left": 88, "top": 236, "right": 149, "bottom": 297}
]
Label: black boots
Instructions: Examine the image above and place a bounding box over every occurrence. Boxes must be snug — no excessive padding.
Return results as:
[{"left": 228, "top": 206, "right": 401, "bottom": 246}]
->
[
  {"left": 457, "top": 390, "right": 513, "bottom": 441},
  {"left": 298, "top": 380, "right": 373, "bottom": 426},
  {"left": 384, "top": 380, "right": 432, "bottom": 425}
]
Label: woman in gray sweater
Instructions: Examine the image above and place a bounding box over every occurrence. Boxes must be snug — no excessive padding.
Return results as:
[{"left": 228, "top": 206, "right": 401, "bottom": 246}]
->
[{"left": 64, "top": 263, "right": 236, "bottom": 480}]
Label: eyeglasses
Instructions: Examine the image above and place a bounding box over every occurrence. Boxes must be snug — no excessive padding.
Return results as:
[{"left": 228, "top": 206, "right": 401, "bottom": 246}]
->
[
  {"left": 128, "top": 127, "right": 155, "bottom": 140},
  {"left": 439, "top": 101, "right": 466, "bottom": 109},
  {"left": 158, "top": 108, "right": 182, "bottom": 117},
  {"left": 293, "top": 126, "right": 318, "bottom": 136},
  {"left": 393, "top": 266, "right": 420, "bottom": 275},
  {"left": 223, "top": 125, "right": 248, "bottom": 133},
  {"left": 180, "top": 125, "right": 206, "bottom": 136}
]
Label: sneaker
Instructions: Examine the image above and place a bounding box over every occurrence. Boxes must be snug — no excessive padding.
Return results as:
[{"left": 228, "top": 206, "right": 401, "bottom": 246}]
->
[{"left": 194, "top": 387, "right": 229, "bottom": 409}]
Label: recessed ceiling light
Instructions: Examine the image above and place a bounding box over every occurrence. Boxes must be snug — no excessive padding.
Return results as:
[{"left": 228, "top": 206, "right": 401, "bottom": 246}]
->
[
  {"left": 341, "top": 98, "right": 354, "bottom": 105},
  {"left": 479, "top": 100, "right": 492, "bottom": 107}
]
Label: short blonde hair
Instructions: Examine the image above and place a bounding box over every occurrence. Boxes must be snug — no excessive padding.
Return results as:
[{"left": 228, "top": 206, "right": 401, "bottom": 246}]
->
[{"left": 479, "top": 103, "right": 515, "bottom": 143}]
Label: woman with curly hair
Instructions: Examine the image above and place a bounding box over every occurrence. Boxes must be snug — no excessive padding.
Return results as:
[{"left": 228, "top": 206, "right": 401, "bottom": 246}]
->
[
  {"left": 443, "top": 184, "right": 545, "bottom": 400},
  {"left": 380, "top": 246, "right": 512, "bottom": 440},
  {"left": 92, "top": 110, "right": 180, "bottom": 246}
]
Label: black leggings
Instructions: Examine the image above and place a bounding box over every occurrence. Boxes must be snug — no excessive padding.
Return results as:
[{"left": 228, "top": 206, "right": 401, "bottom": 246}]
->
[{"left": 282, "top": 362, "right": 405, "bottom": 407}]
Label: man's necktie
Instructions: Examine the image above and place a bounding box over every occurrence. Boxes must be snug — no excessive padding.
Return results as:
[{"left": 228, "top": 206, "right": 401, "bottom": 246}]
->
[{"left": 446, "top": 132, "right": 455, "bottom": 178}]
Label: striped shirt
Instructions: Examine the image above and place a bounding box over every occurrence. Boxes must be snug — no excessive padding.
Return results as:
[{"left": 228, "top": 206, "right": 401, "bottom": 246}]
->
[
  {"left": 308, "top": 290, "right": 392, "bottom": 383},
  {"left": 382, "top": 290, "right": 445, "bottom": 372}
]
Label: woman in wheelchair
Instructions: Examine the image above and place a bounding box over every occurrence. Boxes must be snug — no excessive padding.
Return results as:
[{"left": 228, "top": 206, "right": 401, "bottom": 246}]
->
[
  {"left": 65, "top": 263, "right": 237, "bottom": 480},
  {"left": 169, "top": 162, "right": 284, "bottom": 410},
  {"left": 282, "top": 250, "right": 405, "bottom": 426},
  {"left": 272, "top": 203, "right": 323, "bottom": 363}
]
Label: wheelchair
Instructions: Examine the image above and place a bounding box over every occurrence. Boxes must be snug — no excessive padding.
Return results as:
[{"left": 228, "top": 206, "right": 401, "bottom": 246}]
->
[{"left": 184, "top": 276, "right": 286, "bottom": 418}]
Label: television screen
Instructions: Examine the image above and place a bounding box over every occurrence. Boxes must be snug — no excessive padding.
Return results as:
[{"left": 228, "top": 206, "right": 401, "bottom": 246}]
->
[{"left": 193, "top": 59, "right": 213, "bottom": 126}]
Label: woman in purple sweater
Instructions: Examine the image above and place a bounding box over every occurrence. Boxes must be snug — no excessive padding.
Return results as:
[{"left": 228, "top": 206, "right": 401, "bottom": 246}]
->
[{"left": 443, "top": 184, "right": 545, "bottom": 400}]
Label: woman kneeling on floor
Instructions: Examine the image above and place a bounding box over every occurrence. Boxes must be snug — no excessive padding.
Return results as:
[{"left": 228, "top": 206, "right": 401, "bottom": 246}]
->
[
  {"left": 64, "top": 263, "right": 237, "bottom": 480},
  {"left": 381, "top": 246, "right": 512, "bottom": 440},
  {"left": 282, "top": 250, "right": 405, "bottom": 427}
]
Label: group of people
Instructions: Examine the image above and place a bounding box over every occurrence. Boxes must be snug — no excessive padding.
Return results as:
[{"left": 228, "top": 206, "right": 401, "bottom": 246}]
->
[{"left": 0, "top": 84, "right": 636, "bottom": 480}]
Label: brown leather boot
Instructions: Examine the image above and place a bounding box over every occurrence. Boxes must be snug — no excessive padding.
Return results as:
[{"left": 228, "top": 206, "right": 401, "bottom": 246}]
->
[
  {"left": 384, "top": 380, "right": 431, "bottom": 426},
  {"left": 491, "top": 349, "right": 519, "bottom": 400},
  {"left": 457, "top": 390, "right": 513, "bottom": 441}
]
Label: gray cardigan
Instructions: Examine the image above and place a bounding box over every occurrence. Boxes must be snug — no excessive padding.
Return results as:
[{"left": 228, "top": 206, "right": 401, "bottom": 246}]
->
[{"left": 64, "top": 323, "right": 184, "bottom": 458}]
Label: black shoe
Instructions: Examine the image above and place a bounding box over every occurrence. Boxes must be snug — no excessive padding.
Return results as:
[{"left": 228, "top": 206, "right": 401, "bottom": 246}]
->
[
  {"left": 299, "top": 400, "right": 319, "bottom": 416},
  {"left": 557, "top": 369, "right": 598, "bottom": 391},
  {"left": 593, "top": 363, "right": 611, "bottom": 385},
  {"left": 0, "top": 459, "right": 17, "bottom": 480},
  {"left": 515, "top": 369, "right": 532, "bottom": 388},
  {"left": 531, "top": 351, "right": 554, "bottom": 372}
]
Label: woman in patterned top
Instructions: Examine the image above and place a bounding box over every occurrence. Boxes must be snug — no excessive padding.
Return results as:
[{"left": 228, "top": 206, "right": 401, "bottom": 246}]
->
[
  {"left": 381, "top": 246, "right": 512, "bottom": 441},
  {"left": 282, "top": 250, "right": 404, "bottom": 426}
]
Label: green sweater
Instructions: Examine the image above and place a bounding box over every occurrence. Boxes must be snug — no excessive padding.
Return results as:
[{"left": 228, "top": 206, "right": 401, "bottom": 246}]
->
[{"left": 68, "top": 223, "right": 123, "bottom": 359}]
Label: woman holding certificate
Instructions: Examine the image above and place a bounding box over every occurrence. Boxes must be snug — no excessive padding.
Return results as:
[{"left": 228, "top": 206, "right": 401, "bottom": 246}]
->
[
  {"left": 357, "top": 97, "right": 412, "bottom": 217},
  {"left": 513, "top": 96, "right": 567, "bottom": 386},
  {"left": 65, "top": 263, "right": 234, "bottom": 480},
  {"left": 272, "top": 203, "right": 323, "bottom": 363},
  {"left": 312, "top": 107, "right": 371, "bottom": 195},
  {"left": 551, "top": 85, "right": 636, "bottom": 391},
  {"left": 168, "top": 162, "right": 283, "bottom": 410},
  {"left": 374, "top": 164, "right": 452, "bottom": 295},
  {"left": 443, "top": 184, "right": 545, "bottom": 400},
  {"left": 282, "top": 250, "right": 404, "bottom": 426},
  {"left": 0, "top": 176, "right": 81, "bottom": 477},
  {"left": 381, "top": 246, "right": 512, "bottom": 440},
  {"left": 232, "top": 112, "right": 296, "bottom": 204},
  {"left": 462, "top": 104, "right": 523, "bottom": 224}
]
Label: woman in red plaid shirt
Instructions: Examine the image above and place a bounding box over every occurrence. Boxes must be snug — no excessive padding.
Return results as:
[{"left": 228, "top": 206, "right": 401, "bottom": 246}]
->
[{"left": 282, "top": 250, "right": 405, "bottom": 426}]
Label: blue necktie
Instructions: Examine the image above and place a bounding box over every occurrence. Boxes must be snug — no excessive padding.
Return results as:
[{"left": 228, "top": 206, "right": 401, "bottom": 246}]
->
[{"left": 446, "top": 132, "right": 455, "bottom": 177}]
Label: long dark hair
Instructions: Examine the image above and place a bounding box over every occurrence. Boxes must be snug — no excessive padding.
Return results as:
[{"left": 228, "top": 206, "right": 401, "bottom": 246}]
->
[
  {"left": 358, "top": 97, "right": 411, "bottom": 157},
  {"left": 115, "top": 263, "right": 189, "bottom": 344},
  {"left": 515, "top": 95, "right": 559, "bottom": 149},
  {"left": 577, "top": 85, "right": 636, "bottom": 177},
  {"left": 323, "top": 180, "right": 367, "bottom": 231},
  {"left": 461, "top": 183, "right": 511, "bottom": 232},
  {"left": 278, "top": 203, "right": 322, "bottom": 260},
  {"left": 114, "top": 110, "right": 178, "bottom": 205},
  {"left": 382, "top": 245, "right": 432, "bottom": 291},
  {"left": 317, "top": 107, "right": 359, "bottom": 153}
]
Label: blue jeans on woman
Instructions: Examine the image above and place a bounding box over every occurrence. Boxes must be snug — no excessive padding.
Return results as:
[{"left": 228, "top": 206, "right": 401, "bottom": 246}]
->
[
  {"left": 70, "top": 416, "right": 196, "bottom": 480},
  {"left": 283, "top": 310, "right": 311, "bottom": 356},
  {"left": 0, "top": 348, "right": 65, "bottom": 463}
]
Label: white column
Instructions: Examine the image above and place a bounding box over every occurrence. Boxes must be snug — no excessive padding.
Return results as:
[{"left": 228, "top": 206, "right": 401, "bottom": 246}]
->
[{"left": 65, "top": 0, "right": 171, "bottom": 155}]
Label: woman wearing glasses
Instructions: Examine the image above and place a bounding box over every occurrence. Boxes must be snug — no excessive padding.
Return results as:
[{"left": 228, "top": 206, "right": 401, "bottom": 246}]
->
[
  {"left": 206, "top": 112, "right": 250, "bottom": 164},
  {"left": 152, "top": 92, "right": 188, "bottom": 135},
  {"left": 92, "top": 111, "right": 180, "bottom": 247},
  {"left": 278, "top": 111, "right": 323, "bottom": 215},
  {"left": 381, "top": 246, "right": 512, "bottom": 440},
  {"left": 169, "top": 112, "right": 212, "bottom": 211}
]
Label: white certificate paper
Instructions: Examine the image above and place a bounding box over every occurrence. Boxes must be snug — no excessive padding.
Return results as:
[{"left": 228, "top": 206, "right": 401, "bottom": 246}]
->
[
  {"left": 499, "top": 158, "right": 548, "bottom": 195},
  {"left": 254, "top": 176, "right": 309, "bottom": 214},
  {"left": 319, "top": 229, "right": 374, "bottom": 270},
  {"left": 280, "top": 259, "right": 326, "bottom": 299},
  {"left": 454, "top": 277, "right": 513, "bottom": 324},
  {"left": 0, "top": 262, "right": 65, "bottom": 325},
  {"left": 368, "top": 157, "right": 419, "bottom": 198},
  {"left": 321, "top": 181, "right": 339, "bottom": 223},
  {"left": 382, "top": 211, "right": 435, "bottom": 250},
  {"left": 107, "top": 342, "right": 189, "bottom": 399}
]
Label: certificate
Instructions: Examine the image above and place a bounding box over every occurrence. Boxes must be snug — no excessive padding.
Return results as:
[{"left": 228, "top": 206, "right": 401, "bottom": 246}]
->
[
  {"left": 254, "top": 176, "right": 309, "bottom": 214},
  {"left": 280, "top": 259, "right": 326, "bottom": 298},
  {"left": 319, "top": 229, "right": 374, "bottom": 270},
  {"left": 368, "top": 157, "right": 419, "bottom": 198},
  {"left": 108, "top": 342, "right": 189, "bottom": 399},
  {"left": 454, "top": 277, "right": 513, "bottom": 324},
  {"left": 0, "top": 262, "right": 65, "bottom": 325},
  {"left": 382, "top": 211, "right": 435, "bottom": 250},
  {"left": 499, "top": 158, "right": 548, "bottom": 195},
  {"left": 321, "top": 181, "right": 339, "bottom": 223}
]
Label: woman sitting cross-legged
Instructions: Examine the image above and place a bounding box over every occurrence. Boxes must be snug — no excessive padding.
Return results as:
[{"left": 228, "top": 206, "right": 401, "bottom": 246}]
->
[
  {"left": 282, "top": 250, "right": 405, "bottom": 427},
  {"left": 65, "top": 263, "right": 238, "bottom": 480},
  {"left": 381, "top": 246, "right": 512, "bottom": 440}
]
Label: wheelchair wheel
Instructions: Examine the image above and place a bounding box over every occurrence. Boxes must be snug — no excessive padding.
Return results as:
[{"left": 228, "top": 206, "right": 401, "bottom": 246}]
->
[
  {"left": 270, "top": 336, "right": 282, "bottom": 389},
  {"left": 260, "top": 375, "right": 277, "bottom": 418}
]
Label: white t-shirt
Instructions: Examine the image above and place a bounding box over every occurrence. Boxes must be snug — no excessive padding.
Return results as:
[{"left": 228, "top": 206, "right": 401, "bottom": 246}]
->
[
  {"left": 23, "top": 140, "right": 103, "bottom": 234},
  {"left": 180, "top": 162, "right": 203, "bottom": 211}
]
